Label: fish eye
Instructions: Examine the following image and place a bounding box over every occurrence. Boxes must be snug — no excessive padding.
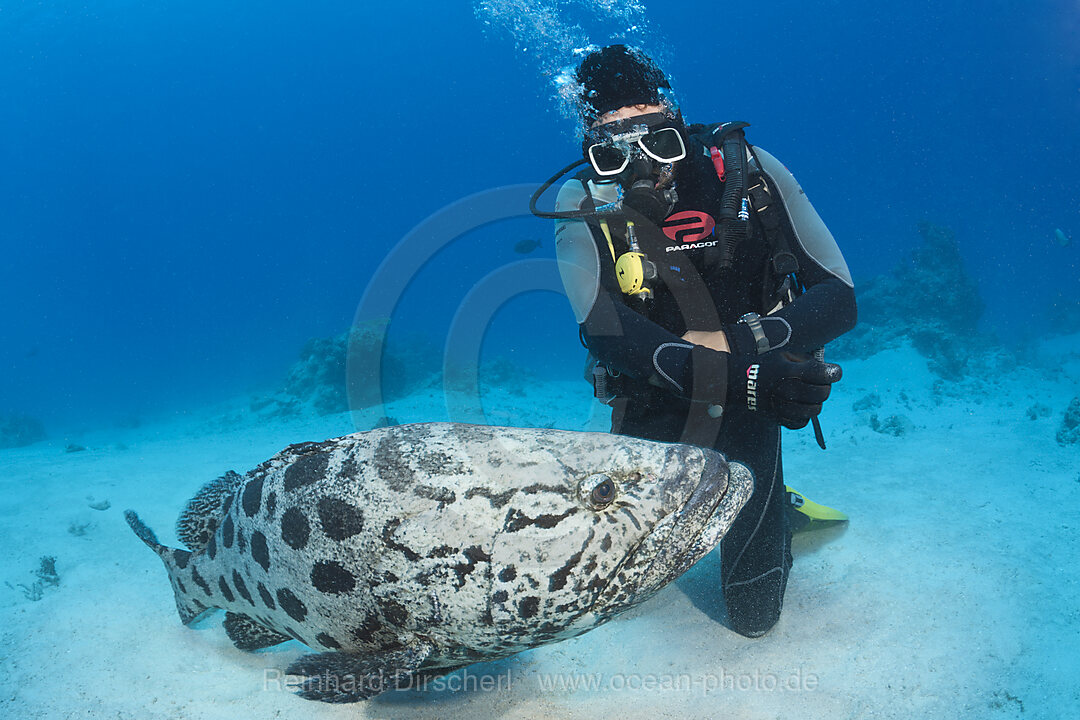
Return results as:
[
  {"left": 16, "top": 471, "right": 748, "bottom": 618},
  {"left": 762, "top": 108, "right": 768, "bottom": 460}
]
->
[{"left": 583, "top": 474, "right": 617, "bottom": 509}]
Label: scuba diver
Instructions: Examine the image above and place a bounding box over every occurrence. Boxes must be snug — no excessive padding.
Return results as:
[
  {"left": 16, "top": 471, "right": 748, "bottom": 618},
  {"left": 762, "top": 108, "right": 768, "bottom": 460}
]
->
[{"left": 532, "top": 45, "right": 857, "bottom": 637}]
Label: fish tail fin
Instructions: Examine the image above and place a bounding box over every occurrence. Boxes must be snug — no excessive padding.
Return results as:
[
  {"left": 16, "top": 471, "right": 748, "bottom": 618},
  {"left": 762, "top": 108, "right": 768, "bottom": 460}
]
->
[{"left": 125, "top": 509, "right": 212, "bottom": 625}]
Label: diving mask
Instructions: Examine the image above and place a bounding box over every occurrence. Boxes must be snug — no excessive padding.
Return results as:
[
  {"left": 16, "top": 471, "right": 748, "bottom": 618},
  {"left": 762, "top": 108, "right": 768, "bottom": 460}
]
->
[{"left": 584, "top": 113, "right": 687, "bottom": 176}]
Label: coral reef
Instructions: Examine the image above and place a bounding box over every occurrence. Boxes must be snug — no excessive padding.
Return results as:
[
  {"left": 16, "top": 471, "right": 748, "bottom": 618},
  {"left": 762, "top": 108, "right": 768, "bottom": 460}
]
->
[
  {"left": 283, "top": 335, "right": 350, "bottom": 415},
  {"left": 830, "top": 222, "right": 990, "bottom": 377},
  {"left": 345, "top": 325, "right": 439, "bottom": 411},
  {"left": 36, "top": 556, "right": 59, "bottom": 585},
  {"left": 253, "top": 324, "right": 533, "bottom": 419},
  {"left": 0, "top": 412, "right": 46, "bottom": 449},
  {"left": 852, "top": 393, "right": 882, "bottom": 412},
  {"left": 68, "top": 522, "right": 92, "bottom": 536},
  {"left": 1026, "top": 403, "right": 1051, "bottom": 420},
  {"left": 870, "top": 413, "right": 914, "bottom": 436},
  {"left": 6, "top": 556, "right": 60, "bottom": 601},
  {"left": 258, "top": 324, "right": 439, "bottom": 417},
  {"left": 1056, "top": 398, "right": 1080, "bottom": 446}
]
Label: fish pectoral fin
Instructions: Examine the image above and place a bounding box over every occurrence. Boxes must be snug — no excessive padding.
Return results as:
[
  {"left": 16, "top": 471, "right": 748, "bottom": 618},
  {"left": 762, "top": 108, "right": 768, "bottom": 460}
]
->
[
  {"left": 285, "top": 639, "right": 435, "bottom": 703},
  {"left": 223, "top": 612, "right": 291, "bottom": 651}
]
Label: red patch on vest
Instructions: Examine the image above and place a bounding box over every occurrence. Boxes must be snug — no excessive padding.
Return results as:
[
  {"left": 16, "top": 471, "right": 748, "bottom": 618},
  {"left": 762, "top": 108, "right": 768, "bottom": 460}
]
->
[{"left": 663, "top": 211, "right": 716, "bottom": 244}]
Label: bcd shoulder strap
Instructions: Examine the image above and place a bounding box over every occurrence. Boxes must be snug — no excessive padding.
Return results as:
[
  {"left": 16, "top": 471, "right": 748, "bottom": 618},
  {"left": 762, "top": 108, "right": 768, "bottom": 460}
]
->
[
  {"left": 689, "top": 122, "right": 803, "bottom": 296},
  {"left": 744, "top": 149, "right": 800, "bottom": 278}
]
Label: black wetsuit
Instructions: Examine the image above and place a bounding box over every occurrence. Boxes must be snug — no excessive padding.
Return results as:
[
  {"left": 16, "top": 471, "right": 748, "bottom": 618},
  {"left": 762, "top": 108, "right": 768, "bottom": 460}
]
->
[{"left": 554, "top": 133, "right": 857, "bottom": 636}]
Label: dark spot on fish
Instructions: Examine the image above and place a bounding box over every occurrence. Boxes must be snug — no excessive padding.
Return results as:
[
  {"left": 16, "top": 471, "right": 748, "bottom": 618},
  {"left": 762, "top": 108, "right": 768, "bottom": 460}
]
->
[
  {"left": 232, "top": 570, "right": 254, "bottom": 605},
  {"left": 427, "top": 545, "right": 456, "bottom": 559},
  {"left": 379, "top": 598, "right": 408, "bottom": 627},
  {"left": 236, "top": 527, "right": 246, "bottom": 553},
  {"left": 382, "top": 518, "right": 420, "bottom": 562},
  {"left": 549, "top": 549, "right": 583, "bottom": 592},
  {"left": 351, "top": 614, "right": 381, "bottom": 643},
  {"left": 414, "top": 449, "right": 468, "bottom": 477},
  {"left": 218, "top": 576, "right": 235, "bottom": 603},
  {"left": 336, "top": 455, "right": 360, "bottom": 481},
  {"left": 316, "top": 633, "right": 342, "bottom": 650},
  {"left": 283, "top": 452, "right": 329, "bottom": 492},
  {"left": 520, "top": 483, "right": 567, "bottom": 495},
  {"left": 200, "top": 518, "right": 218, "bottom": 549},
  {"left": 242, "top": 476, "right": 264, "bottom": 517},
  {"left": 222, "top": 515, "right": 234, "bottom": 549},
  {"left": 600, "top": 534, "right": 612, "bottom": 552},
  {"left": 534, "top": 621, "right": 563, "bottom": 636},
  {"left": 175, "top": 577, "right": 186, "bottom": 594},
  {"left": 265, "top": 491, "right": 277, "bottom": 518},
  {"left": 504, "top": 508, "right": 576, "bottom": 533},
  {"left": 284, "top": 440, "right": 324, "bottom": 455},
  {"left": 374, "top": 436, "right": 416, "bottom": 488},
  {"left": 191, "top": 566, "right": 211, "bottom": 596},
  {"left": 492, "top": 590, "right": 509, "bottom": 604},
  {"left": 222, "top": 495, "right": 233, "bottom": 514},
  {"left": 498, "top": 566, "right": 517, "bottom": 582},
  {"left": 277, "top": 588, "right": 307, "bottom": 622},
  {"left": 518, "top": 596, "right": 540, "bottom": 619},
  {"left": 286, "top": 626, "right": 306, "bottom": 642},
  {"left": 317, "top": 497, "right": 364, "bottom": 541},
  {"left": 619, "top": 507, "right": 641, "bottom": 531},
  {"left": 250, "top": 531, "right": 270, "bottom": 572},
  {"left": 463, "top": 486, "right": 517, "bottom": 509},
  {"left": 452, "top": 545, "right": 492, "bottom": 589},
  {"left": 173, "top": 549, "right": 191, "bottom": 569},
  {"left": 415, "top": 484, "right": 457, "bottom": 507},
  {"left": 257, "top": 582, "right": 276, "bottom": 609},
  {"left": 414, "top": 566, "right": 442, "bottom": 586},
  {"left": 206, "top": 533, "right": 217, "bottom": 560},
  {"left": 311, "top": 560, "right": 357, "bottom": 594},
  {"left": 281, "top": 507, "right": 310, "bottom": 550},
  {"left": 383, "top": 571, "right": 399, "bottom": 583}
]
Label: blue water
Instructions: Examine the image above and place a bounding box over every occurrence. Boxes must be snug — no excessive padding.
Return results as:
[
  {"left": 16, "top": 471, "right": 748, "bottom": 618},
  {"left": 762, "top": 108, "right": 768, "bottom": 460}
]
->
[{"left": 1, "top": 0, "right": 1077, "bottom": 429}]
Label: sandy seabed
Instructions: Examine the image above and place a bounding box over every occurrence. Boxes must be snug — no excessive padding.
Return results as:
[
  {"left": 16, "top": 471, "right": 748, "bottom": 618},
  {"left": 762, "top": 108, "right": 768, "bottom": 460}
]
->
[{"left": 1, "top": 340, "right": 1077, "bottom": 720}]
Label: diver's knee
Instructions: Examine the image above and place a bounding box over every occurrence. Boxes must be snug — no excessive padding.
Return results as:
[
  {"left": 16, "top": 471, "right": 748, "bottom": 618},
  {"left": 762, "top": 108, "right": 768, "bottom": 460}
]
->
[
  {"left": 724, "top": 569, "right": 785, "bottom": 638},
  {"left": 728, "top": 604, "right": 781, "bottom": 638}
]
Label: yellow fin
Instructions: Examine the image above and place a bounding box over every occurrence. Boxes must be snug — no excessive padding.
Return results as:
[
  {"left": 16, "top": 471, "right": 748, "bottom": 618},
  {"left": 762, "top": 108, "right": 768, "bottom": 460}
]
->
[{"left": 786, "top": 485, "right": 848, "bottom": 533}]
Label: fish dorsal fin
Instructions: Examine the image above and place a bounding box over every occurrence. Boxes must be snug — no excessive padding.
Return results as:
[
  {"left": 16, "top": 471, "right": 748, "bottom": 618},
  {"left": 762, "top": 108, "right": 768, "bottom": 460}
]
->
[
  {"left": 223, "top": 612, "right": 291, "bottom": 650},
  {"left": 175, "top": 470, "right": 245, "bottom": 550}
]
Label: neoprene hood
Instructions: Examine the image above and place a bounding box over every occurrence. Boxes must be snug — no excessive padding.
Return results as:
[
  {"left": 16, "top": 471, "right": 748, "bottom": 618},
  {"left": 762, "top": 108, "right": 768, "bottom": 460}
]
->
[{"left": 576, "top": 45, "right": 672, "bottom": 125}]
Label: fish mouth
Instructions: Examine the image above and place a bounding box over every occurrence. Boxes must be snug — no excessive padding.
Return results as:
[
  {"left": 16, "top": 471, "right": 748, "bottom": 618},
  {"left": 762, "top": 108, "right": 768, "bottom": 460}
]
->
[
  {"left": 632, "top": 453, "right": 729, "bottom": 594},
  {"left": 596, "top": 453, "right": 753, "bottom": 609}
]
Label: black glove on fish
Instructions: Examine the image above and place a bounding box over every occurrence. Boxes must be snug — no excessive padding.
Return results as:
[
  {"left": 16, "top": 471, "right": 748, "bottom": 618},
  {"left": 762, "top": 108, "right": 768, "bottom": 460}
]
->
[{"left": 727, "top": 351, "right": 843, "bottom": 429}]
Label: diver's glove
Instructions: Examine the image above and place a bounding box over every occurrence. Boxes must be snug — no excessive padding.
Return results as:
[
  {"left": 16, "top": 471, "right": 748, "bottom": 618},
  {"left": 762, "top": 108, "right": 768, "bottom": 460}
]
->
[
  {"left": 654, "top": 344, "right": 731, "bottom": 408},
  {"left": 727, "top": 350, "right": 843, "bottom": 429}
]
